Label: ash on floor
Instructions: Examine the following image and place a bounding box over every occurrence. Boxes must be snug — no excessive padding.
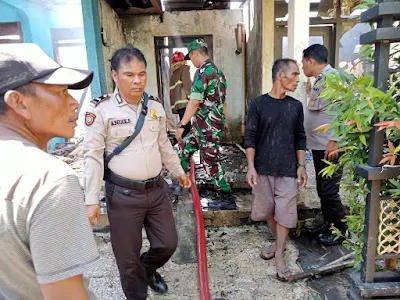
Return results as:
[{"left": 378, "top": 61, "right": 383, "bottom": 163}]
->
[{"left": 86, "top": 225, "right": 313, "bottom": 300}]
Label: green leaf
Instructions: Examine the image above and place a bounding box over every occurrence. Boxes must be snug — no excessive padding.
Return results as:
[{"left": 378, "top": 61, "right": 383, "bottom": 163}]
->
[
  {"left": 360, "top": 135, "right": 367, "bottom": 146},
  {"left": 388, "top": 179, "right": 400, "bottom": 189},
  {"left": 367, "top": 87, "right": 386, "bottom": 99},
  {"left": 395, "top": 144, "right": 400, "bottom": 154},
  {"left": 366, "top": 97, "right": 374, "bottom": 110},
  {"left": 321, "top": 159, "right": 333, "bottom": 166},
  {"left": 387, "top": 189, "right": 400, "bottom": 196},
  {"left": 346, "top": 146, "right": 358, "bottom": 151}
]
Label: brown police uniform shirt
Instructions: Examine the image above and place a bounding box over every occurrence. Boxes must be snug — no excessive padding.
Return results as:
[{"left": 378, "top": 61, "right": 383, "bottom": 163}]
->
[{"left": 82, "top": 92, "right": 185, "bottom": 205}]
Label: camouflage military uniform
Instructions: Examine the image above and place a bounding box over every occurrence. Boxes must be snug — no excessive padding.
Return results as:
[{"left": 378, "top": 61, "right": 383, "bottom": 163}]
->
[{"left": 176, "top": 58, "right": 230, "bottom": 192}]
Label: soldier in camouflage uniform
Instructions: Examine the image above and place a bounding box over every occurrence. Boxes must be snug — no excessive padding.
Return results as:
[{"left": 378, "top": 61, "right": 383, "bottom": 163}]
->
[{"left": 175, "top": 39, "right": 236, "bottom": 210}]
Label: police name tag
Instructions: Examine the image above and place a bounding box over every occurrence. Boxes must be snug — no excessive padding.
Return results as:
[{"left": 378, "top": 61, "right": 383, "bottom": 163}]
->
[{"left": 111, "top": 119, "right": 132, "bottom": 126}]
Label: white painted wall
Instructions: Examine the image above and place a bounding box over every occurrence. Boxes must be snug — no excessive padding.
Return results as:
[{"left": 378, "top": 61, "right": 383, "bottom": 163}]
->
[{"left": 123, "top": 9, "right": 245, "bottom": 121}]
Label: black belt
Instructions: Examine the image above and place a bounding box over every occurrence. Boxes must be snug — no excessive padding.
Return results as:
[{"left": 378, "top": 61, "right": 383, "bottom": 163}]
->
[{"left": 105, "top": 168, "right": 160, "bottom": 190}]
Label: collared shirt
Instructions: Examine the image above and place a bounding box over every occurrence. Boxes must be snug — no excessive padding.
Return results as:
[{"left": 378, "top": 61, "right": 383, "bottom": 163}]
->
[
  {"left": 190, "top": 59, "right": 227, "bottom": 131},
  {"left": 304, "top": 64, "right": 339, "bottom": 150},
  {"left": 82, "top": 92, "right": 185, "bottom": 205}
]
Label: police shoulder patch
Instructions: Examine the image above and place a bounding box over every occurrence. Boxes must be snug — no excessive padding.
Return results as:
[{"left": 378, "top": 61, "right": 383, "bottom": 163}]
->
[
  {"left": 90, "top": 94, "right": 111, "bottom": 107},
  {"left": 85, "top": 112, "right": 96, "bottom": 126}
]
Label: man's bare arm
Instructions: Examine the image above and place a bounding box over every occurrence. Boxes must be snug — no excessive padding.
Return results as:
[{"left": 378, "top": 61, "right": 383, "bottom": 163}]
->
[
  {"left": 246, "top": 147, "right": 258, "bottom": 188},
  {"left": 296, "top": 150, "right": 305, "bottom": 166},
  {"left": 246, "top": 147, "right": 256, "bottom": 169},
  {"left": 296, "top": 150, "right": 307, "bottom": 188},
  {"left": 40, "top": 275, "right": 89, "bottom": 300}
]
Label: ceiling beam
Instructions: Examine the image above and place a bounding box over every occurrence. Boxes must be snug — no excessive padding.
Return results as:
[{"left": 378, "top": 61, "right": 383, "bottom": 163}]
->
[
  {"left": 164, "top": 3, "right": 204, "bottom": 10},
  {"left": 149, "top": 0, "right": 163, "bottom": 14},
  {"left": 115, "top": 7, "right": 158, "bottom": 15}
]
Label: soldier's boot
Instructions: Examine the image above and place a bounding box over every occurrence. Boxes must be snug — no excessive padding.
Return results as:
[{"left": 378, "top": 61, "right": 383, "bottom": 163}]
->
[
  {"left": 207, "top": 191, "right": 237, "bottom": 210},
  {"left": 200, "top": 189, "right": 219, "bottom": 200},
  {"left": 168, "top": 179, "right": 182, "bottom": 196}
]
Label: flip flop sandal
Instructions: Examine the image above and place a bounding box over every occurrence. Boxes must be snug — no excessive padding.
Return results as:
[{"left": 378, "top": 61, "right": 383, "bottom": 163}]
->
[
  {"left": 260, "top": 246, "right": 287, "bottom": 260},
  {"left": 276, "top": 267, "right": 291, "bottom": 282},
  {"left": 260, "top": 246, "right": 276, "bottom": 260}
]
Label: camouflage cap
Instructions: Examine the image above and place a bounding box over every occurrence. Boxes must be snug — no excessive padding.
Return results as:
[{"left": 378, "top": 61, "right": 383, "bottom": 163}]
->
[{"left": 184, "top": 38, "right": 208, "bottom": 60}]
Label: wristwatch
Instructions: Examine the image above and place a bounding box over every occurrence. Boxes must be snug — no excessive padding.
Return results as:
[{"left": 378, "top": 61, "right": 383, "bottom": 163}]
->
[
  {"left": 177, "top": 122, "right": 186, "bottom": 129},
  {"left": 298, "top": 163, "right": 306, "bottom": 168}
]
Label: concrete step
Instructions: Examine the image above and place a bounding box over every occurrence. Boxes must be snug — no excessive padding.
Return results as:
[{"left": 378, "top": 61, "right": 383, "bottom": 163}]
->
[
  {"left": 203, "top": 209, "right": 251, "bottom": 227},
  {"left": 94, "top": 208, "right": 252, "bottom": 229},
  {"left": 202, "top": 190, "right": 252, "bottom": 227},
  {"left": 94, "top": 196, "right": 252, "bottom": 229},
  {"left": 94, "top": 190, "right": 253, "bottom": 229}
]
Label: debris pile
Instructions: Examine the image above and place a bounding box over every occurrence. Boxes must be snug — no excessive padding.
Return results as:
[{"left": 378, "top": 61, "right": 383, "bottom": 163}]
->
[
  {"left": 51, "top": 135, "right": 83, "bottom": 161},
  {"left": 50, "top": 135, "right": 85, "bottom": 180},
  {"left": 194, "top": 144, "right": 248, "bottom": 187}
]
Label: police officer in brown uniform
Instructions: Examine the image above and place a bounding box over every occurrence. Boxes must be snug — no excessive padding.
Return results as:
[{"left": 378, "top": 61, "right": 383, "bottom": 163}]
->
[{"left": 83, "top": 46, "right": 191, "bottom": 300}]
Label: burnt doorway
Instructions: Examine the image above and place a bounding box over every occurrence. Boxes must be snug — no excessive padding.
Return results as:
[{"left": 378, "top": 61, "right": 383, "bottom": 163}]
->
[{"left": 154, "top": 36, "right": 213, "bottom": 129}]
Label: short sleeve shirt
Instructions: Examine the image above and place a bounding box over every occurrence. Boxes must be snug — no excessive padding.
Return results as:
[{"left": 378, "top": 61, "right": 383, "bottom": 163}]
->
[
  {"left": 0, "top": 137, "right": 99, "bottom": 300},
  {"left": 307, "top": 64, "right": 336, "bottom": 111},
  {"left": 305, "top": 64, "right": 340, "bottom": 149},
  {"left": 190, "top": 59, "right": 227, "bottom": 131},
  {"left": 82, "top": 92, "right": 185, "bottom": 205}
]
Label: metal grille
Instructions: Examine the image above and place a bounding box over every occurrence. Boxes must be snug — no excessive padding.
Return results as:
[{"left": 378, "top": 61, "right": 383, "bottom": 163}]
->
[{"left": 378, "top": 198, "right": 400, "bottom": 255}]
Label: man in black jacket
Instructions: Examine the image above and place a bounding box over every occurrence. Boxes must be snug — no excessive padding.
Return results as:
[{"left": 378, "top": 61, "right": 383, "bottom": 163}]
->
[{"left": 244, "top": 58, "right": 307, "bottom": 281}]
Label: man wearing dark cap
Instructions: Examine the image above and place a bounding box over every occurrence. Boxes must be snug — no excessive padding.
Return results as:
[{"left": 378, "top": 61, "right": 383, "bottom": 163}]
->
[
  {"left": 175, "top": 38, "right": 236, "bottom": 210},
  {"left": 0, "top": 43, "right": 99, "bottom": 299}
]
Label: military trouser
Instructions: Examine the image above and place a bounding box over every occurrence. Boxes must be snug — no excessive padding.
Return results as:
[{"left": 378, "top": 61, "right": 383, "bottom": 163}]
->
[{"left": 176, "top": 125, "right": 231, "bottom": 192}]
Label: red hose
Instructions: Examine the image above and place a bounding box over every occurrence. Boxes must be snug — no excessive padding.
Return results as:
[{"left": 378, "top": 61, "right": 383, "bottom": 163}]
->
[{"left": 190, "top": 155, "right": 212, "bottom": 300}]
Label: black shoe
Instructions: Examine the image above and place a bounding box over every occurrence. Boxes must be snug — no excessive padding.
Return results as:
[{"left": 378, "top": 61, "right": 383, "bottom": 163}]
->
[
  {"left": 207, "top": 191, "right": 237, "bottom": 210},
  {"left": 317, "top": 232, "right": 345, "bottom": 246},
  {"left": 221, "top": 191, "right": 237, "bottom": 202},
  {"left": 303, "top": 221, "right": 330, "bottom": 237},
  {"left": 148, "top": 271, "right": 168, "bottom": 294},
  {"left": 200, "top": 190, "right": 219, "bottom": 200}
]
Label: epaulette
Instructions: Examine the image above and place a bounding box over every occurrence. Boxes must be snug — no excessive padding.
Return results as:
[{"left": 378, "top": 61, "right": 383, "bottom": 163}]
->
[
  {"left": 148, "top": 95, "right": 162, "bottom": 104},
  {"left": 90, "top": 94, "right": 111, "bottom": 107}
]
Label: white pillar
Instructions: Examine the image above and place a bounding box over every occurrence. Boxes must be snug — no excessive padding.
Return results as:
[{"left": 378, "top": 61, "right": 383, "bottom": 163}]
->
[
  {"left": 287, "top": 0, "right": 310, "bottom": 105},
  {"left": 261, "top": 0, "right": 275, "bottom": 94}
]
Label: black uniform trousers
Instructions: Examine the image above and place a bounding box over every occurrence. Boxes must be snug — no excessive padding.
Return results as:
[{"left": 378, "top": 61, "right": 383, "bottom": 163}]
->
[
  {"left": 312, "top": 150, "right": 347, "bottom": 230},
  {"left": 105, "top": 178, "right": 178, "bottom": 300}
]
